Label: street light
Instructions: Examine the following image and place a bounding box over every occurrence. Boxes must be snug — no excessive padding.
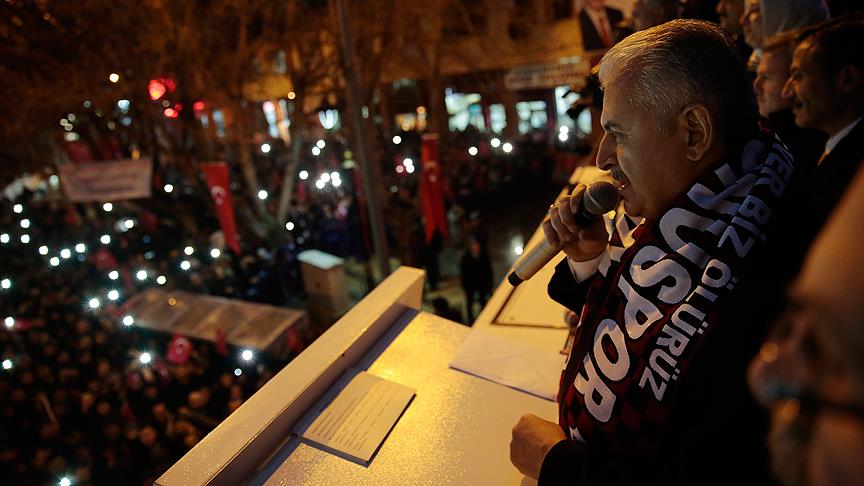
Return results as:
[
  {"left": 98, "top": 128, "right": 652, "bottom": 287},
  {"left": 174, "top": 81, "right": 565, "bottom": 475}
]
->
[
  {"left": 299, "top": 170, "right": 309, "bottom": 180},
  {"left": 136, "top": 270, "right": 147, "bottom": 281},
  {"left": 20, "top": 234, "right": 30, "bottom": 244},
  {"left": 108, "top": 289, "right": 120, "bottom": 301},
  {"left": 75, "top": 243, "right": 86, "bottom": 253},
  {"left": 20, "top": 219, "right": 30, "bottom": 229},
  {"left": 13, "top": 204, "right": 22, "bottom": 214},
  {"left": 88, "top": 298, "right": 100, "bottom": 309},
  {"left": 241, "top": 349, "right": 254, "bottom": 361},
  {"left": 1, "top": 278, "right": 11, "bottom": 290},
  {"left": 392, "top": 135, "right": 401, "bottom": 145},
  {"left": 39, "top": 245, "right": 49, "bottom": 255},
  {"left": 108, "top": 73, "right": 120, "bottom": 83},
  {"left": 60, "top": 249, "right": 71, "bottom": 259},
  {"left": 261, "top": 143, "right": 271, "bottom": 154},
  {"left": 184, "top": 246, "right": 194, "bottom": 255},
  {"left": 210, "top": 248, "right": 221, "bottom": 258},
  {"left": 123, "top": 315, "right": 134, "bottom": 326},
  {"left": 103, "top": 202, "right": 113, "bottom": 212},
  {"left": 164, "top": 184, "right": 174, "bottom": 193},
  {"left": 101, "top": 235, "right": 111, "bottom": 244},
  {"left": 108, "top": 270, "right": 119, "bottom": 280},
  {"left": 139, "top": 352, "right": 152, "bottom": 365},
  {"left": 180, "top": 260, "right": 191, "bottom": 271},
  {"left": 4, "top": 317, "right": 13, "bottom": 328},
  {"left": 258, "top": 190, "right": 268, "bottom": 200}
]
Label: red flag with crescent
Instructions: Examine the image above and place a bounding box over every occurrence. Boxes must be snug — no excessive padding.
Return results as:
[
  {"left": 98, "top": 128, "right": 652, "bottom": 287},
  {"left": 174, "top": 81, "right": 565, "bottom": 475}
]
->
[
  {"left": 167, "top": 334, "right": 193, "bottom": 365},
  {"left": 202, "top": 162, "right": 241, "bottom": 254},
  {"left": 419, "top": 134, "right": 449, "bottom": 243},
  {"left": 215, "top": 327, "right": 229, "bottom": 357}
]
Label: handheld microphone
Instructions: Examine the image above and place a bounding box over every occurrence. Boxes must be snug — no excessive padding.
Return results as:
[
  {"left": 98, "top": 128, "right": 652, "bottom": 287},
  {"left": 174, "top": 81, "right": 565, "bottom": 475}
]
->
[{"left": 508, "top": 180, "right": 618, "bottom": 286}]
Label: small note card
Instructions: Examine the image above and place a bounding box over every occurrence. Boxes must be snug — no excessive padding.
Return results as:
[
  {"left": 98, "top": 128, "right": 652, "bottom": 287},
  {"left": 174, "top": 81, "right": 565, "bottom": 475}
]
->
[{"left": 301, "top": 371, "right": 415, "bottom": 463}]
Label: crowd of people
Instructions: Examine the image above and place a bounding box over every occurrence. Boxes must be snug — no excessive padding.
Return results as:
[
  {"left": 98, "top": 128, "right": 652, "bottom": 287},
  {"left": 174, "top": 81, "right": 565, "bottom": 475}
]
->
[
  {"left": 0, "top": 196, "right": 308, "bottom": 484},
  {"left": 509, "top": 3, "right": 864, "bottom": 486}
]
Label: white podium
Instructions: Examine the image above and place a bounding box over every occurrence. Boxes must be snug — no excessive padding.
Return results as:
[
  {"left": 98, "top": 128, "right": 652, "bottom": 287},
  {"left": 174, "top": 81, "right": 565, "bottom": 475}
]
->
[{"left": 157, "top": 267, "right": 557, "bottom": 486}]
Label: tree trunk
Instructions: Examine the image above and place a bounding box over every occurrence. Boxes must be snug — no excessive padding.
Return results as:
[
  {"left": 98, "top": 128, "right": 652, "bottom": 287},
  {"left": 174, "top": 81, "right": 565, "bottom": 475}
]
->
[
  {"left": 230, "top": 103, "right": 267, "bottom": 218},
  {"left": 277, "top": 93, "right": 303, "bottom": 224}
]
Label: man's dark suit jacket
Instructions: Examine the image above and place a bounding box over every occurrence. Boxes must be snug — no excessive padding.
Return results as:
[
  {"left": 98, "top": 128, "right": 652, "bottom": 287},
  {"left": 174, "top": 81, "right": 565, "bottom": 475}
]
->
[
  {"left": 791, "top": 119, "right": 864, "bottom": 262},
  {"left": 579, "top": 7, "right": 624, "bottom": 51}
]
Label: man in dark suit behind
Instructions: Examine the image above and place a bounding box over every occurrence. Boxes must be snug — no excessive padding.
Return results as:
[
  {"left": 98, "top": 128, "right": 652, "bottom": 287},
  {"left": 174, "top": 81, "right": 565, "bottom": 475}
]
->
[
  {"left": 781, "top": 17, "right": 864, "bottom": 263},
  {"left": 578, "top": 0, "right": 625, "bottom": 51}
]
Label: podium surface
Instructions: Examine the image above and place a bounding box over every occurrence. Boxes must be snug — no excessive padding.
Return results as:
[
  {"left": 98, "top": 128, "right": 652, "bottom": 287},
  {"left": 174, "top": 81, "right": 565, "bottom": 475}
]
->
[{"left": 257, "top": 311, "right": 556, "bottom": 485}]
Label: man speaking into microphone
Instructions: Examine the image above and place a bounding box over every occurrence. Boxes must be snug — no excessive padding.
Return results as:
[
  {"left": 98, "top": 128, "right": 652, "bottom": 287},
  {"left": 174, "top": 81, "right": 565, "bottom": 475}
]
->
[{"left": 509, "top": 20, "right": 803, "bottom": 485}]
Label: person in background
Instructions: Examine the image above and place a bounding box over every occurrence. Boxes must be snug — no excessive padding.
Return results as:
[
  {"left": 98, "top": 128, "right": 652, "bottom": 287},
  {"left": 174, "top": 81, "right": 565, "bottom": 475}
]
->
[
  {"left": 755, "top": 31, "right": 827, "bottom": 169},
  {"left": 780, "top": 16, "right": 864, "bottom": 261},
  {"left": 741, "top": 0, "right": 832, "bottom": 75},
  {"left": 579, "top": 0, "right": 625, "bottom": 51},
  {"left": 740, "top": 0, "right": 764, "bottom": 70},
  {"left": 761, "top": 0, "right": 830, "bottom": 40},
  {"left": 716, "top": 0, "right": 752, "bottom": 59},
  {"left": 632, "top": 0, "right": 679, "bottom": 31},
  {"left": 459, "top": 237, "right": 493, "bottom": 323},
  {"left": 748, "top": 166, "right": 864, "bottom": 486}
]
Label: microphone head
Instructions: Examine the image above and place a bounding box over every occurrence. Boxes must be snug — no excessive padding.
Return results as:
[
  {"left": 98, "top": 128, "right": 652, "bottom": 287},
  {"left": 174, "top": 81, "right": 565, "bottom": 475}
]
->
[{"left": 583, "top": 180, "right": 619, "bottom": 216}]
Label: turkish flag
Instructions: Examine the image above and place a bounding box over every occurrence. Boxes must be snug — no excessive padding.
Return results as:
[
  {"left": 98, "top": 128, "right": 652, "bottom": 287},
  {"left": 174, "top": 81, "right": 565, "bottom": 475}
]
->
[
  {"left": 202, "top": 162, "right": 241, "bottom": 254},
  {"left": 167, "top": 334, "right": 193, "bottom": 365},
  {"left": 419, "top": 134, "right": 449, "bottom": 243},
  {"left": 215, "top": 327, "right": 229, "bottom": 357},
  {"left": 94, "top": 247, "right": 118, "bottom": 271}
]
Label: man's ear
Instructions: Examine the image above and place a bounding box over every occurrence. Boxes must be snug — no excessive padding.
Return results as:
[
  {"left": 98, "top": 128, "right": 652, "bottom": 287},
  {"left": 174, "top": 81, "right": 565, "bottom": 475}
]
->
[
  {"left": 679, "top": 104, "right": 714, "bottom": 162},
  {"left": 836, "top": 64, "right": 863, "bottom": 95}
]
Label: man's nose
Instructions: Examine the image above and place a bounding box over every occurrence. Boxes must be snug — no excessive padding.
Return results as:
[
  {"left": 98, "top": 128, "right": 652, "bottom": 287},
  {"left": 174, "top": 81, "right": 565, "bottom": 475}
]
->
[
  {"left": 781, "top": 77, "right": 795, "bottom": 100},
  {"left": 595, "top": 133, "right": 616, "bottom": 171}
]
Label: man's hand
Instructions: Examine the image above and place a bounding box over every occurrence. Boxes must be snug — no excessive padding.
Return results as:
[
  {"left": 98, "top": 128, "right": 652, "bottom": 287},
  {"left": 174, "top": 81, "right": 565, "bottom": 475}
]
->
[
  {"left": 510, "top": 413, "right": 567, "bottom": 479},
  {"left": 542, "top": 184, "right": 609, "bottom": 262}
]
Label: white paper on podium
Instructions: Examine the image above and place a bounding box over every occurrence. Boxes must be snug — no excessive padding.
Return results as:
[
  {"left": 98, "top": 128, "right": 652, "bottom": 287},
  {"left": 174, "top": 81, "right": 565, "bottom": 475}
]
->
[
  {"left": 301, "top": 371, "right": 416, "bottom": 463},
  {"left": 449, "top": 329, "right": 565, "bottom": 401}
]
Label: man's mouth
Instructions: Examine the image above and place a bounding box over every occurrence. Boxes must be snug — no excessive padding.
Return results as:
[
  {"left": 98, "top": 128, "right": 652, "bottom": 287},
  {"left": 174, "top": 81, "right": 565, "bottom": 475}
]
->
[{"left": 610, "top": 167, "right": 629, "bottom": 191}]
